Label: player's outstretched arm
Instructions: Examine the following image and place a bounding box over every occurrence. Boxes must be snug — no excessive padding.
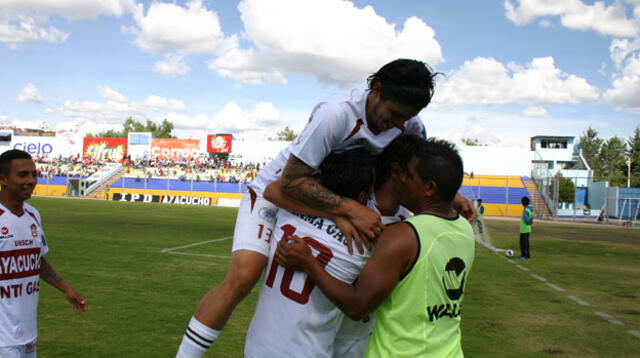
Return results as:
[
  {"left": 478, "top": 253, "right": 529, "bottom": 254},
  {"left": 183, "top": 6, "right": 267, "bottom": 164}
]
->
[
  {"left": 454, "top": 193, "right": 477, "bottom": 222},
  {"left": 280, "top": 154, "right": 383, "bottom": 239},
  {"left": 40, "top": 258, "right": 88, "bottom": 313},
  {"left": 276, "top": 223, "right": 417, "bottom": 320},
  {"left": 265, "top": 180, "right": 368, "bottom": 254}
]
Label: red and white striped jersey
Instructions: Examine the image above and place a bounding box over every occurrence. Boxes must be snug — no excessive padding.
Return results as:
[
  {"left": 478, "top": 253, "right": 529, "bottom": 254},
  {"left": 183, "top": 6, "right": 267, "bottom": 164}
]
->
[{"left": 0, "top": 203, "right": 48, "bottom": 347}]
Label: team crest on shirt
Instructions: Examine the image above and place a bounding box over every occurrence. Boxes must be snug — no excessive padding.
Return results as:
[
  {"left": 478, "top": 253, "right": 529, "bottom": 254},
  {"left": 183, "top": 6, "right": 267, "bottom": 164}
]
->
[
  {"left": 31, "top": 224, "right": 38, "bottom": 238},
  {"left": 0, "top": 226, "right": 12, "bottom": 239},
  {"left": 258, "top": 207, "right": 277, "bottom": 224}
]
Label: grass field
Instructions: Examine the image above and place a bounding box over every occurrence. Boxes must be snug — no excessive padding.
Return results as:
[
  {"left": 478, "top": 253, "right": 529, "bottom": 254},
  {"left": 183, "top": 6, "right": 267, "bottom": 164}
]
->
[{"left": 30, "top": 197, "right": 639, "bottom": 357}]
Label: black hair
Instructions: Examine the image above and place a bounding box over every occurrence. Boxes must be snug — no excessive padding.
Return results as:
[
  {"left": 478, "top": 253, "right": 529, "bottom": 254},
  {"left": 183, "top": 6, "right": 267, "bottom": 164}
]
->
[
  {"left": 477, "top": 199, "right": 483, "bottom": 204},
  {"left": 521, "top": 196, "right": 530, "bottom": 206},
  {"left": 375, "top": 134, "right": 425, "bottom": 189},
  {"left": 367, "top": 59, "right": 439, "bottom": 109},
  {"left": 413, "top": 138, "right": 463, "bottom": 201},
  {"left": 0, "top": 149, "right": 32, "bottom": 176},
  {"left": 320, "top": 148, "right": 375, "bottom": 201}
]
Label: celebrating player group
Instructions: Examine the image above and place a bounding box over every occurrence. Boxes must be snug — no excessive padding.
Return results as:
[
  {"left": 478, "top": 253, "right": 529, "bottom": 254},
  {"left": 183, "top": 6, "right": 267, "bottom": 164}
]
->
[{"left": 176, "top": 58, "right": 477, "bottom": 358}]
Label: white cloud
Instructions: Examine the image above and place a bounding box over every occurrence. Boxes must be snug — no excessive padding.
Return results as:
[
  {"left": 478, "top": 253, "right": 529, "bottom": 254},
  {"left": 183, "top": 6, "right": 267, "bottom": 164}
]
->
[
  {"left": 432, "top": 56, "right": 599, "bottom": 109},
  {"left": 17, "top": 83, "right": 44, "bottom": 103},
  {"left": 130, "top": 0, "right": 233, "bottom": 54},
  {"left": 0, "top": 0, "right": 135, "bottom": 45},
  {"left": 0, "top": 16, "right": 68, "bottom": 45},
  {"left": 505, "top": 0, "right": 638, "bottom": 37},
  {"left": 161, "top": 102, "right": 285, "bottom": 140},
  {"left": 44, "top": 86, "right": 187, "bottom": 123},
  {"left": 0, "top": 0, "right": 136, "bottom": 19},
  {"left": 97, "top": 86, "right": 128, "bottom": 102},
  {"left": 603, "top": 52, "right": 640, "bottom": 113},
  {"left": 208, "top": 0, "right": 444, "bottom": 87},
  {"left": 153, "top": 53, "right": 190, "bottom": 76},
  {"left": 523, "top": 106, "right": 548, "bottom": 117}
]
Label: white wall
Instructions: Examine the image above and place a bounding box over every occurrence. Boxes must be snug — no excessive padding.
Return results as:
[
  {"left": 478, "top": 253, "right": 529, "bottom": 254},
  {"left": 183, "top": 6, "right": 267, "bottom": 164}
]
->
[{"left": 458, "top": 145, "right": 533, "bottom": 176}]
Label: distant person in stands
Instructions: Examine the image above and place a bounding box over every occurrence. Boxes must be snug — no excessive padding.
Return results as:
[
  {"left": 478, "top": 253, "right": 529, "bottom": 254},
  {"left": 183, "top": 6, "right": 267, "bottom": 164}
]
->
[
  {"left": 519, "top": 196, "right": 534, "bottom": 259},
  {"left": 476, "top": 199, "right": 485, "bottom": 234},
  {"left": 0, "top": 150, "right": 87, "bottom": 357}
]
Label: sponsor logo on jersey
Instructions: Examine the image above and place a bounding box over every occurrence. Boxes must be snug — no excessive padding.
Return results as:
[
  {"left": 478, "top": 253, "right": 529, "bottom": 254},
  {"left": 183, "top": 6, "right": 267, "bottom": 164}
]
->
[
  {"left": 0, "top": 248, "right": 41, "bottom": 281},
  {"left": 426, "top": 257, "right": 468, "bottom": 322},
  {"left": 31, "top": 224, "right": 37, "bottom": 238},
  {"left": 258, "top": 207, "right": 277, "bottom": 224},
  {"left": 0, "top": 226, "right": 13, "bottom": 240}
]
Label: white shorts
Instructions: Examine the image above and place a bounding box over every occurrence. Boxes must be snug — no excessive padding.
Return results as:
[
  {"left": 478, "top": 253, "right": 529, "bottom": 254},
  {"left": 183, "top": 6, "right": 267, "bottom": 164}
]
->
[
  {"left": 0, "top": 340, "right": 36, "bottom": 358},
  {"left": 231, "top": 188, "right": 278, "bottom": 256},
  {"left": 332, "top": 316, "right": 373, "bottom": 358}
]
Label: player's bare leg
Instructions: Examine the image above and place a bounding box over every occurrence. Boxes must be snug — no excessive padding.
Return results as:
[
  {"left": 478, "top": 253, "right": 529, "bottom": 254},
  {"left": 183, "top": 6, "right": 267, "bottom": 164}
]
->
[{"left": 176, "top": 250, "right": 267, "bottom": 358}]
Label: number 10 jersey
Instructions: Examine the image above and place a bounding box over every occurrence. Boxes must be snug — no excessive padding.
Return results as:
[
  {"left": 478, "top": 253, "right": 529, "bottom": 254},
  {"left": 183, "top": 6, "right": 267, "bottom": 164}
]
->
[{"left": 244, "top": 208, "right": 371, "bottom": 358}]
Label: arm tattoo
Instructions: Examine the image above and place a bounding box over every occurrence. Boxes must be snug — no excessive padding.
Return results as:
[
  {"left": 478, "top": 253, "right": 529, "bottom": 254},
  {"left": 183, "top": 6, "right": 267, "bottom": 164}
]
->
[
  {"left": 281, "top": 155, "right": 347, "bottom": 211},
  {"left": 40, "top": 258, "right": 63, "bottom": 287}
]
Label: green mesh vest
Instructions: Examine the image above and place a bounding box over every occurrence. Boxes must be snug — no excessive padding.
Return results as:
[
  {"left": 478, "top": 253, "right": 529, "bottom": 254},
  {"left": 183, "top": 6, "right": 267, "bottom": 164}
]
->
[{"left": 365, "top": 214, "right": 475, "bottom": 358}]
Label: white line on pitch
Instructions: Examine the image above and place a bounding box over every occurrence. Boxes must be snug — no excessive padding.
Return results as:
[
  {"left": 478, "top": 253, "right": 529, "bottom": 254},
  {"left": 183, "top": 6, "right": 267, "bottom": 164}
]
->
[
  {"left": 530, "top": 274, "right": 547, "bottom": 282},
  {"left": 628, "top": 330, "right": 640, "bottom": 339},
  {"left": 161, "top": 237, "right": 232, "bottom": 253},
  {"left": 595, "top": 311, "right": 624, "bottom": 326},
  {"left": 545, "top": 283, "right": 565, "bottom": 292},
  {"left": 515, "top": 264, "right": 529, "bottom": 271},
  {"left": 567, "top": 295, "right": 590, "bottom": 306},
  {"left": 164, "top": 251, "right": 231, "bottom": 259}
]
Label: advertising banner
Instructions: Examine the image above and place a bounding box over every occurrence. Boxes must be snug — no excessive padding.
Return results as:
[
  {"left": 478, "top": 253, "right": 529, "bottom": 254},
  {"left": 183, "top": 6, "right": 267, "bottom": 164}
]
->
[
  {"left": 11, "top": 136, "right": 61, "bottom": 157},
  {"left": 151, "top": 138, "right": 200, "bottom": 160},
  {"left": 83, "top": 138, "right": 127, "bottom": 161},
  {"left": 207, "top": 134, "right": 232, "bottom": 153},
  {"left": 55, "top": 122, "right": 83, "bottom": 157},
  {"left": 112, "top": 193, "right": 211, "bottom": 206}
]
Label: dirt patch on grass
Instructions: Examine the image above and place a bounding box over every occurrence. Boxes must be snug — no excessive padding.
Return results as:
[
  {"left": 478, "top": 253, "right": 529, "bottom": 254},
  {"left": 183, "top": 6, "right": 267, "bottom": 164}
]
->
[
  {"left": 542, "top": 348, "right": 566, "bottom": 355},
  {"left": 473, "top": 321, "right": 502, "bottom": 330},
  {"left": 115, "top": 222, "right": 149, "bottom": 226}
]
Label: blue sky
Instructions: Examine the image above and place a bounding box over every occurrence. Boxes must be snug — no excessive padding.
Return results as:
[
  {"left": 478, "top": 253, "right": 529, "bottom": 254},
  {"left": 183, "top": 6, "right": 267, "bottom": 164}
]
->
[{"left": 1, "top": 0, "right": 640, "bottom": 146}]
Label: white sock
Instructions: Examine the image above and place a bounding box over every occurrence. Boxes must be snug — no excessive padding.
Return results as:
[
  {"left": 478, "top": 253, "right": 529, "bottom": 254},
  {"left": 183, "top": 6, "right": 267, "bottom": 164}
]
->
[{"left": 176, "top": 316, "right": 221, "bottom": 358}]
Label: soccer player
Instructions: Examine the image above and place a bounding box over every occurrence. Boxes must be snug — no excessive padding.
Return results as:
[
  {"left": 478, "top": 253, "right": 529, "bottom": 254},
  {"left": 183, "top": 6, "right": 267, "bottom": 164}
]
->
[
  {"left": 244, "top": 147, "right": 376, "bottom": 357},
  {"left": 176, "top": 59, "right": 476, "bottom": 358},
  {"left": 260, "top": 135, "right": 423, "bottom": 357},
  {"left": 476, "top": 199, "right": 485, "bottom": 234},
  {"left": 0, "top": 149, "right": 87, "bottom": 358},
  {"left": 277, "top": 138, "right": 476, "bottom": 357},
  {"left": 519, "top": 196, "right": 533, "bottom": 259}
]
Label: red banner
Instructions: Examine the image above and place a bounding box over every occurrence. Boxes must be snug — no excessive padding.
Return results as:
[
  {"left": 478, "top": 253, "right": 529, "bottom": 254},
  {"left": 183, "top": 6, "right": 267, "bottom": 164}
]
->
[
  {"left": 207, "top": 134, "right": 232, "bottom": 153},
  {"left": 151, "top": 138, "right": 200, "bottom": 160},
  {"left": 83, "top": 138, "right": 127, "bottom": 161}
]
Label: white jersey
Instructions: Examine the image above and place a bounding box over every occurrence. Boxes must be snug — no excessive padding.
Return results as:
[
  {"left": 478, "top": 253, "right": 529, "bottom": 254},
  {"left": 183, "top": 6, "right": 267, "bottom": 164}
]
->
[
  {"left": 249, "top": 87, "right": 426, "bottom": 194},
  {"left": 333, "top": 197, "right": 412, "bottom": 357},
  {"left": 245, "top": 209, "right": 371, "bottom": 358},
  {"left": 0, "top": 203, "right": 48, "bottom": 347}
]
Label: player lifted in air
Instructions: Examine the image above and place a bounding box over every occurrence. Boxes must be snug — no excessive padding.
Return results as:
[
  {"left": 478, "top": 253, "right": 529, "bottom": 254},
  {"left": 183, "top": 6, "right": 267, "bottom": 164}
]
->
[{"left": 176, "top": 59, "right": 476, "bottom": 358}]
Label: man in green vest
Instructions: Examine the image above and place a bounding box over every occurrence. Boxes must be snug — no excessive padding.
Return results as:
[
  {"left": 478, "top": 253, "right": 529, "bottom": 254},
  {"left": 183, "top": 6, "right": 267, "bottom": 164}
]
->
[
  {"left": 277, "top": 138, "right": 475, "bottom": 357},
  {"left": 476, "top": 199, "right": 485, "bottom": 234},
  {"left": 519, "top": 196, "right": 534, "bottom": 259}
]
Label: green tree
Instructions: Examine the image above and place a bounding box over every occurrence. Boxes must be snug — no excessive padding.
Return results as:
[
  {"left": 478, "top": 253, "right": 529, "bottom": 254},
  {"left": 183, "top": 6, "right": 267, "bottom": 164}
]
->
[
  {"left": 557, "top": 174, "right": 576, "bottom": 204},
  {"left": 89, "top": 117, "right": 175, "bottom": 138},
  {"left": 578, "top": 127, "right": 603, "bottom": 177},
  {"left": 598, "top": 136, "right": 627, "bottom": 186},
  {"left": 271, "top": 126, "right": 297, "bottom": 141},
  {"left": 461, "top": 137, "right": 480, "bottom": 146},
  {"left": 628, "top": 126, "right": 640, "bottom": 187}
]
